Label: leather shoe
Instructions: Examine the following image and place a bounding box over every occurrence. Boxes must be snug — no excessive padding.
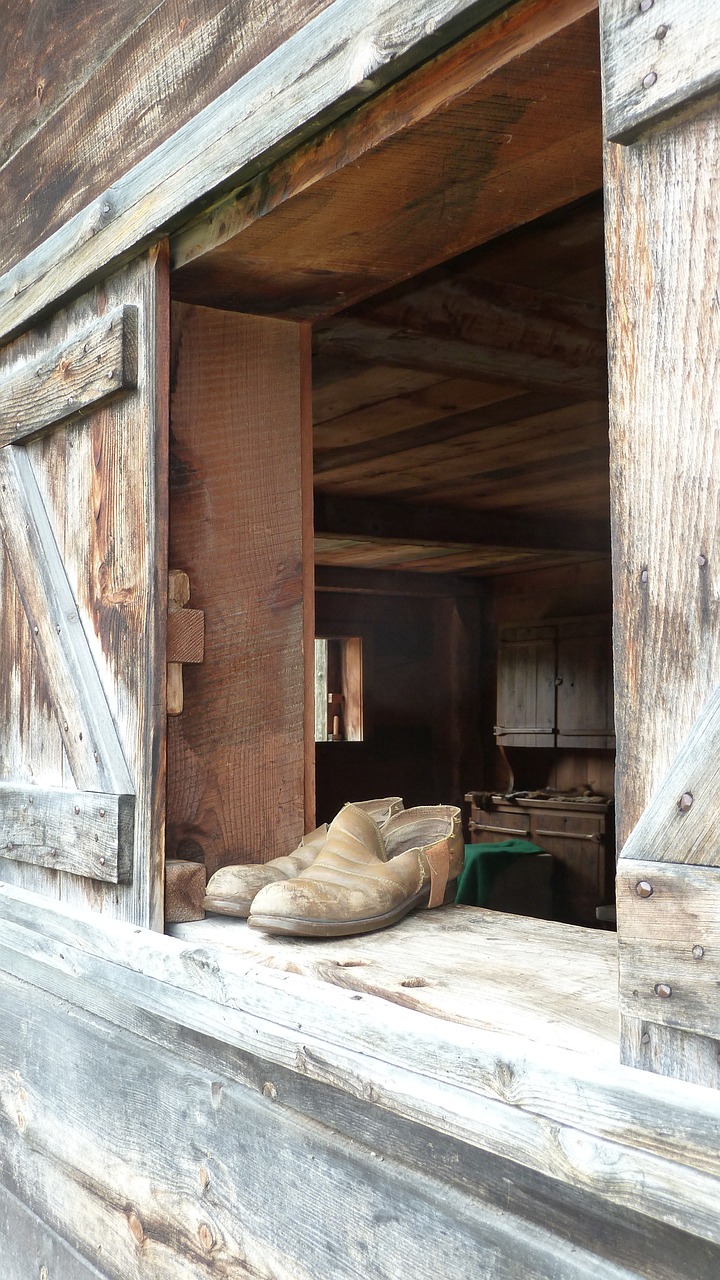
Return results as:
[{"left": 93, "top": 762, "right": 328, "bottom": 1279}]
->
[
  {"left": 203, "top": 797, "right": 403, "bottom": 918},
  {"left": 247, "top": 802, "right": 463, "bottom": 937}
]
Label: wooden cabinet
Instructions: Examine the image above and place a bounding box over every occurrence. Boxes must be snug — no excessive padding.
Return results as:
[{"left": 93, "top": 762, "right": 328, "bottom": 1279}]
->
[
  {"left": 496, "top": 616, "right": 614, "bottom": 748},
  {"left": 465, "top": 794, "right": 615, "bottom": 926}
]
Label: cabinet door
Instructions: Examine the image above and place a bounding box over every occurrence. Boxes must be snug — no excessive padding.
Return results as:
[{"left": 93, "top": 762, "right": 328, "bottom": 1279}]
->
[
  {"left": 556, "top": 618, "right": 615, "bottom": 747},
  {"left": 496, "top": 627, "right": 556, "bottom": 746},
  {"left": 530, "top": 809, "right": 607, "bottom": 924}
]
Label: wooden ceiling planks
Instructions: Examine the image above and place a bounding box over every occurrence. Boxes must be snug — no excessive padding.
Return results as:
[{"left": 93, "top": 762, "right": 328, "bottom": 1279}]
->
[{"left": 172, "top": 0, "right": 602, "bottom": 320}]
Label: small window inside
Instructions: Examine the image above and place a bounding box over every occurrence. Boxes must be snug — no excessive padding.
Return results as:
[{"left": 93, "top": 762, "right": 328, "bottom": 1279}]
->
[{"left": 314, "top": 637, "right": 363, "bottom": 741}]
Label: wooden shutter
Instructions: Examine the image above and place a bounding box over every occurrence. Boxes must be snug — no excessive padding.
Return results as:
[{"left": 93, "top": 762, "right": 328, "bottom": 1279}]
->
[{"left": 0, "top": 247, "right": 168, "bottom": 928}]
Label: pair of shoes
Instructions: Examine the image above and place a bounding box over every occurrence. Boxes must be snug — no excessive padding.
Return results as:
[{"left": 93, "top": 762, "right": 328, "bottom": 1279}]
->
[
  {"left": 203, "top": 797, "right": 404, "bottom": 918},
  {"left": 248, "top": 801, "right": 463, "bottom": 938}
]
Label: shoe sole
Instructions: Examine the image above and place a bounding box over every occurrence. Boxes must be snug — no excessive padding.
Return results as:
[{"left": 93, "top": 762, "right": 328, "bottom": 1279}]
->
[
  {"left": 247, "top": 884, "right": 440, "bottom": 938},
  {"left": 203, "top": 894, "right": 254, "bottom": 919}
]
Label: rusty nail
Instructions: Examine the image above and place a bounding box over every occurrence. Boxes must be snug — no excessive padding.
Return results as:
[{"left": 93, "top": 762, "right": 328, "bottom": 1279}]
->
[
  {"left": 655, "top": 24, "right": 668, "bottom": 39},
  {"left": 654, "top": 982, "right": 672, "bottom": 998},
  {"left": 640, "top": 1032, "right": 650, "bottom": 1045},
  {"left": 678, "top": 792, "right": 694, "bottom": 812},
  {"left": 642, "top": 70, "right": 658, "bottom": 89},
  {"left": 639, "top": 0, "right": 653, "bottom": 10},
  {"left": 692, "top": 945, "right": 705, "bottom": 959},
  {"left": 640, "top": 568, "right": 649, "bottom": 584},
  {"left": 635, "top": 880, "right": 653, "bottom": 897}
]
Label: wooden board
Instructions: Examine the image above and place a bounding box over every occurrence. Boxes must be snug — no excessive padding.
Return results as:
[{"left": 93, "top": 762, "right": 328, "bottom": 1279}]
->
[
  {"left": 0, "top": 0, "right": 514, "bottom": 344},
  {"left": 167, "top": 305, "right": 312, "bottom": 878},
  {"left": 600, "top": 0, "right": 720, "bottom": 142},
  {"left": 173, "top": 0, "right": 602, "bottom": 320},
  {"left": 0, "top": 0, "right": 336, "bottom": 277},
  {"left": 0, "top": 247, "right": 168, "bottom": 928},
  {"left": 3, "top": 950, "right": 720, "bottom": 1280},
  {"left": 0, "top": 782, "right": 133, "bottom": 883}
]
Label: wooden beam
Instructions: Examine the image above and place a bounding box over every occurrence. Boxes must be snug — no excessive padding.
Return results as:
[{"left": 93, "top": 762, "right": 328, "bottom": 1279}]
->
[
  {"left": 600, "top": 0, "right": 720, "bottom": 143},
  {"left": 0, "top": 782, "right": 133, "bottom": 884},
  {"left": 0, "top": 0, "right": 512, "bottom": 345},
  {"left": 313, "top": 315, "right": 607, "bottom": 398},
  {"left": 313, "top": 391, "right": 583, "bottom": 474},
  {"left": 0, "top": 446, "right": 134, "bottom": 797},
  {"left": 314, "top": 495, "right": 610, "bottom": 555},
  {"left": 172, "top": 0, "right": 601, "bottom": 320},
  {"left": 315, "top": 566, "right": 485, "bottom": 597},
  {"left": 0, "top": 305, "right": 137, "bottom": 447},
  {"left": 618, "top": 859, "right": 720, "bottom": 1048}
]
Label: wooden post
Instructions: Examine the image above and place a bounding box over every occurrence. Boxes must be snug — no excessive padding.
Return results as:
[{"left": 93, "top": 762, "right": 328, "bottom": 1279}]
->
[{"left": 601, "top": 0, "right": 720, "bottom": 1085}]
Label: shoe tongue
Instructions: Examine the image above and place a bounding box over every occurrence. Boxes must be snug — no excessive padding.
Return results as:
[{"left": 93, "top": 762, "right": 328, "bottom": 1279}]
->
[{"left": 328, "top": 804, "right": 388, "bottom": 863}]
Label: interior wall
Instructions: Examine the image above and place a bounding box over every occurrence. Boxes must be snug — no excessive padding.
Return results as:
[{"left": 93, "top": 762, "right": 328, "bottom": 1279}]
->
[{"left": 314, "top": 587, "right": 483, "bottom": 824}]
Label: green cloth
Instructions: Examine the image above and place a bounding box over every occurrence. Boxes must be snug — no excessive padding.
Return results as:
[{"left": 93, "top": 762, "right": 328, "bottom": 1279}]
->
[{"left": 456, "top": 840, "right": 544, "bottom": 907}]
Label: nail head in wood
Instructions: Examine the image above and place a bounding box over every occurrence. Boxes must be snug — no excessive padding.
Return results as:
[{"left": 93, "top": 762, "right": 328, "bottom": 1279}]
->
[
  {"left": 654, "top": 983, "right": 672, "bottom": 998},
  {"left": 640, "top": 567, "right": 649, "bottom": 583},
  {"left": 692, "top": 945, "right": 704, "bottom": 959},
  {"left": 639, "top": 0, "right": 654, "bottom": 11},
  {"left": 640, "top": 1032, "right": 650, "bottom": 1045},
  {"left": 635, "top": 880, "right": 654, "bottom": 897},
  {"left": 642, "top": 71, "right": 658, "bottom": 90},
  {"left": 678, "top": 792, "right": 694, "bottom": 812},
  {"left": 262, "top": 1081, "right": 278, "bottom": 1100},
  {"left": 655, "top": 24, "right": 668, "bottom": 40}
]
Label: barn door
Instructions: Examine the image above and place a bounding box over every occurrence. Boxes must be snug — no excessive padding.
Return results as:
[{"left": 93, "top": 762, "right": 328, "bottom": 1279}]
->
[{"left": 0, "top": 246, "right": 168, "bottom": 929}]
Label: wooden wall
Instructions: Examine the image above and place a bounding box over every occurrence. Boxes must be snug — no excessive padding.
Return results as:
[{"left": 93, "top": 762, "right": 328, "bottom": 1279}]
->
[
  {"left": 315, "top": 584, "right": 484, "bottom": 823},
  {"left": 0, "top": 0, "right": 334, "bottom": 278}
]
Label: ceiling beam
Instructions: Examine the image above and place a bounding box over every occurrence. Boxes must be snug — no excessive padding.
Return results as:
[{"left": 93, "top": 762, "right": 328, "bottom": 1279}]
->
[
  {"left": 313, "top": 390, "right": 584, "bottom": 474},
  {"left": 314, "top": 279, "right": 607, "bottom": 399},
  {"left": 314, "top": 566, "right": 486, "bottom": 597},
  {"left": 314, "top": 495, "right": 610, "bottom": 555}
]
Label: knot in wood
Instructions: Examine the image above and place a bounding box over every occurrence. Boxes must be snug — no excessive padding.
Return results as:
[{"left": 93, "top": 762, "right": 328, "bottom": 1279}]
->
[
  {"left": 127, "top": 1209, "right": 145, "bottom": 1245},
  {"left": 198, "top": 1223, "right": 214, "bottom": 1252}
]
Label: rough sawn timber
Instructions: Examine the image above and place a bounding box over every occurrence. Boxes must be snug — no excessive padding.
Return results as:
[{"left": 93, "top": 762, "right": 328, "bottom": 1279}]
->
[
  {"left": 0, "top": 304, "right": 137, "bottom": 447},
  {"left": 0, "top": 0, "right": 513, "bottom": 345},
  {"left": 0, "top": 886, "right": 720, "bottom": 1277},
  {"left": 0, "top": 781, "right": 133, "bottom": 883}
]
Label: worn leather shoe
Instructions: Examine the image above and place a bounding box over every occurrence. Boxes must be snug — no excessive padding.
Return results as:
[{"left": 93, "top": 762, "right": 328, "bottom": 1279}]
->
[
  {"left": 247, "top": 802, "right": 463, "bottom": 937},
  {"left": 203, "top": 797, "right": 403, "bottom": 918}
]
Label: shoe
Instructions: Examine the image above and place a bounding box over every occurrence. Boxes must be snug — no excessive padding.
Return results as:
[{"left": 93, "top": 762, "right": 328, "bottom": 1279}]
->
[
  {"left": 202, "top": 797, "right": 403, "bottom": 918},
  {"left": 247, "top": 802, "right": 463, "bottom": 938}
]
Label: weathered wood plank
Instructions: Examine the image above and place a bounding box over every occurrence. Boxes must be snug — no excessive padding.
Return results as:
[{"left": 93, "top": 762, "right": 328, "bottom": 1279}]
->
[
  {"left": 4, "top": 882, "right": 720, "bottom": 1231},
  {"left": 313, "top": 316, "right": 607, "bottom": 397},
  {"left": 618, "top": 859, "right": 720, "bottom": 1047},
  {"left": 0, "top": 781, "right": 133, "bottom": 883},
  {"left": 0, "top": 1178, "right": 107, "bottom": 1280},
  {"left": 600, "top": 0, "right": 720, "bottom": 143},
  {"left": 167, "top": 305, "right": 307, "bottom": 878},
  {"left": 173, "top": 0, "right": 601, "bottom": 320},
  {"left": 621, "top": 1017, "right": 720, "bottom": 1089},
  {"left": 5, "top": 964, "right": 716, "bottom": 1280},
  {"left": 0, "top": 445, "right": 133, "bottom": 797},
  {"left": 0, "top": 246, "right": 168, "bottom": 928},
  {"left": 0, "top": 304, "right": 137, "bottom": 447},
  {"left": 619, "top": 682, "right": 720, "bottom": 867},
  {"left": 0, "top": 0, "right": 512, "bottom": 345},
  {"left": 166, "top": 609, "right": 205, "bottom": 665}
]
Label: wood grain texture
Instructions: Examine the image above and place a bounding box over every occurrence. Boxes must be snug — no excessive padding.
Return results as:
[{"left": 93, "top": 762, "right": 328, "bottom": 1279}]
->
[
  {"left": 0, "top": 1179, "right": 107, "bottom": 1280},
  {"left": 164, "top": 859, "right": 206, "bottom": 923},
  {"left": 605, "top": 113, "right": 720, "bottom": 853},
  {"left": 0, "top": 247, "right": 169, "bottom": 928},
  {"left": 0, "top": 446, "right": 134, "bottom": 796},
  {"left": 166, "top": 609, "right": 205, "bottom": 665},
  {"left": 600, "top": 0, "right": 720, "bottom": 142},
  {"left": 174, "top": 0, "right": 602, "bottom": 320},
  {"left": 167, "top": 305, "right": 306, "bottom": 878},
  {"left": 0, "top": 781, "right": 133, "bottom": 883},
  {"left": 618, "top": 859, "right": 720, "bottom": 1045},
  {"left": 0, "top": 304, "right": 137, "bottom": 447},
  {"left": 0, "top": 0, "right": 335, "bottom": 277},
  {"left": 0, "top": 0, "right": 513, "bottom": 344},
  {"left": 3, "top": 883, "right": 720, "bottom": 1252},
  {"left": 4, "top": 960, "right": 720, "bottom": 1280}
]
